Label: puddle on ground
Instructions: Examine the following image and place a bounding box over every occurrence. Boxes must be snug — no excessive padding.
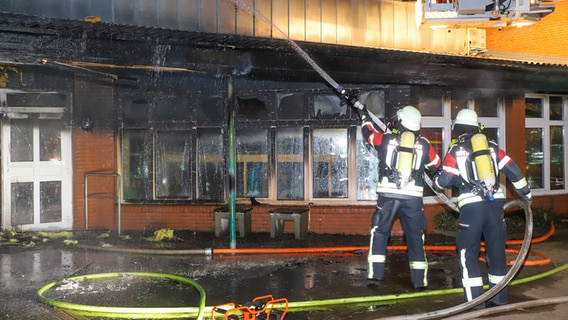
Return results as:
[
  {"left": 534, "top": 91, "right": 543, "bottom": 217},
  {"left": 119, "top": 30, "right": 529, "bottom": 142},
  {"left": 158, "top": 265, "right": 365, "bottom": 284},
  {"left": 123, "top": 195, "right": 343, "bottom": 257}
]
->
[
  {"left": 1, "top": 245, "right": 466, "bottom": 319},
  {"left": 8, "top": 228, "right": 561, "bottom": 319}
]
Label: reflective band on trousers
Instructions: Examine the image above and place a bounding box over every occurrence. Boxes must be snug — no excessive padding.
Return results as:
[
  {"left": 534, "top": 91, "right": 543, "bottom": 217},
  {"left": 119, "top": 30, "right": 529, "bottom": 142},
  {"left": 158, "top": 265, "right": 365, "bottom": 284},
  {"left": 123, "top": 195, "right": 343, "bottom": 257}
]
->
[
  {"left": 409, "top": 260, "right": 428, "bottom": 270},
  {"left": 488, "top": 273, "right": 505, "bottom": 285},
  {"left": 368, "top": 254, "right": 386, "bottom": 263},
  {"left": 460, "top": 248, "right": 481, "bottom": 302},
  {"left": 462, "top": 276, "right": 484, "bottom": 287}
]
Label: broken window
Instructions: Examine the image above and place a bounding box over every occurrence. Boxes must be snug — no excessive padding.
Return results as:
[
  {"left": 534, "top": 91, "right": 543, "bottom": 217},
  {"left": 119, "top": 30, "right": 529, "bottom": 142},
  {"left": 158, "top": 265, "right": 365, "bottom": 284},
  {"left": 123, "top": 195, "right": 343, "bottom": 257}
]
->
[
  {"left": 313, "top": 94, "right": 345, "bottom": 118},
  {"left": 312, "top": 128, "right": 348, "bottom": 198},
  {"left": 122, "top": 129, "right": 153, "bottom": 201},
  {"left": 277, "top": 127, "right": 304, "bottom": 200},
  {"left": 197, "top": 128, "right": 225, "bottom": 201},
  {"left": 156, "top": 131, "right": 192, "bottom": 199},
  {"left": 277, "top": 92, "right": 304, "bottom": 119},
  {"left": 236, "top": 129, "right": 269, "bottom": 198},
  {"left": 237, "top": 97, "right": 270, "bottom": 119},
  {"left": 356, "top": 128, "right": 379, "bottom": 200}
]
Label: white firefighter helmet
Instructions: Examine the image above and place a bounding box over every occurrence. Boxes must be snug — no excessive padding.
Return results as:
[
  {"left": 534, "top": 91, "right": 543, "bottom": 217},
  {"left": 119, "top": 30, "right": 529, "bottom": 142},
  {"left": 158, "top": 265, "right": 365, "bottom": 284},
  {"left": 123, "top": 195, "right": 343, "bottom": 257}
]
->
[
  {"left": 453, "top": 109, "right": 479, "bottom": 128},
  {"left": 397, "top": 105, "right": 422, "bottom": 131}
]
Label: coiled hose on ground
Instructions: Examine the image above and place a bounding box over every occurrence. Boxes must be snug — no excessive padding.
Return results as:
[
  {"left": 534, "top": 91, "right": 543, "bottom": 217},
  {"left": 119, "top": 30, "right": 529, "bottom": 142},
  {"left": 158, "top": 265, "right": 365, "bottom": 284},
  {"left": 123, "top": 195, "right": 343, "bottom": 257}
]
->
[
  {"left": 378, "top": 199, "right": 533, "bottom": 319},
  {"left": 37, "top": 272, "right": 207, "bottom": 319}
]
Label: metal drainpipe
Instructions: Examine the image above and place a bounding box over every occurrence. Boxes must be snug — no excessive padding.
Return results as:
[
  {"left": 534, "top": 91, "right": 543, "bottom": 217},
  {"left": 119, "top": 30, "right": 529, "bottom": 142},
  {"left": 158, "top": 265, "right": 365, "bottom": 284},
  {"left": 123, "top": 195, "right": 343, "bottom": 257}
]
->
[{"left": 228, "top": 78, "right": 237, "bottom": 249}]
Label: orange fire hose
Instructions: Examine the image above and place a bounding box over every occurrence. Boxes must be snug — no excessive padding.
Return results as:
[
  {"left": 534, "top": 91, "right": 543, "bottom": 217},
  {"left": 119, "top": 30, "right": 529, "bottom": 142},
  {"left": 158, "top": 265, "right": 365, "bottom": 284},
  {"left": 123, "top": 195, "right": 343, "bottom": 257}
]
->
[{"left": 213, "top": 222, "right": 555, "bottom": 266}]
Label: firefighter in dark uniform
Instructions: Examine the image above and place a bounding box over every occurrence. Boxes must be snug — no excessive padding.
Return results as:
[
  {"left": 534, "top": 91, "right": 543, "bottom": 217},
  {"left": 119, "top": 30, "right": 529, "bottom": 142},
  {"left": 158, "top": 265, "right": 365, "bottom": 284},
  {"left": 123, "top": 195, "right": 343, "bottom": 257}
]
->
[
  {"left": 360, "top": 105, "right": 441, "bottom": 289},
  {"left": 433, "top": 109, "right": 532, "bottom": 308}
]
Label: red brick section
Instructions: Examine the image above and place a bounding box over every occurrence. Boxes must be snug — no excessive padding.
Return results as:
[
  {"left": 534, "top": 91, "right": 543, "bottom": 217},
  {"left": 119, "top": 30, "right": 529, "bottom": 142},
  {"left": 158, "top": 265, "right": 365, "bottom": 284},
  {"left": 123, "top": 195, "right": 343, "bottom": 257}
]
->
[
  {"left": 72, "top": 77, "right": 117, "bottom": 230},
  {"left": 486, "top": 1, "right": 568, "bottom": 57},
  {"left": 503, "top": 96, "right": 527, "bottom": 198},
  {"left": 112, "top": 203, "right": 431, "bottom": 237}
]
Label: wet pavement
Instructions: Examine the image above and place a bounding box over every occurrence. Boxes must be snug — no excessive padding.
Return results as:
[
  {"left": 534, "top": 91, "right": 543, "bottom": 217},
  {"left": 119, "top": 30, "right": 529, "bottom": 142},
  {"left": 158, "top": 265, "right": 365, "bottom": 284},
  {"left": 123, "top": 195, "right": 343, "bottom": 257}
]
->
[{"left": 1, "top": 223, "right": 567, "bottom": 320}]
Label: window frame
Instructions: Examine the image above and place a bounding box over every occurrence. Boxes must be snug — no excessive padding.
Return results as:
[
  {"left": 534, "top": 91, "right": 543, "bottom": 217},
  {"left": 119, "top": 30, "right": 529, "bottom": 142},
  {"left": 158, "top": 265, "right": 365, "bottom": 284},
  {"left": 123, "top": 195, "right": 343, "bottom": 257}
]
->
[
  {"left": 421, "top": 91, "right": 506, "bottom": 205},
  {"left": 525, "top": 94, "right": 567, "bottom": 194},
  {"left": 118, "top": 87, "right": 513, "bottom": 205}
]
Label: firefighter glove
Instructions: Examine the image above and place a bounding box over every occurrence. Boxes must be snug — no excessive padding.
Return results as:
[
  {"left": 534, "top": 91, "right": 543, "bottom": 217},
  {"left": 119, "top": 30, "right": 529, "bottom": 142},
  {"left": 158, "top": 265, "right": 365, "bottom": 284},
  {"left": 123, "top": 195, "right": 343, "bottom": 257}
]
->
[
  {"left": 358, "top": 106, "right": 370, "bottom": 122},
  {"left": 432, "top": 172, "right": 445, "bottom": 192},
  {"left": 340, "top": 89, "right": 362, "bottom": 109},
  {"left": 519, "top": 185, "right": 532, "bottom": 203}
]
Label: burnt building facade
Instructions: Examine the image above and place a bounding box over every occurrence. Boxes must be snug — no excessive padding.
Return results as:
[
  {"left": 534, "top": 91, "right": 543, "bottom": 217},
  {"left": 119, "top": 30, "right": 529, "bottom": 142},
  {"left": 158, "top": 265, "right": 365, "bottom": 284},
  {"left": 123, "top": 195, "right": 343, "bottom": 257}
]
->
[{"left": 0, "top": 0, "right": 566, "bottom": 234}]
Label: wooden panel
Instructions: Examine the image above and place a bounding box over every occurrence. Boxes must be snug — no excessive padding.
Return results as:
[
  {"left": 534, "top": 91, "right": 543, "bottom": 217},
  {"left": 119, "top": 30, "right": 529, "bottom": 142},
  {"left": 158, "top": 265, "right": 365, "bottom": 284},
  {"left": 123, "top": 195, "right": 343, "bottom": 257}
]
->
[
  {"left": 336, "top": 0, "right": 352, "bottom": 45},
  {"left": 365, "top": 0, "right": 381, "bottom": 47},
  {"left": 306, "top": 0, "right": 322, "bottom": 42},
  {"left": 41, "top": 0, "right": 69, "bottom": 18},
  {"left": 321, "top": 0, "right": 338, "bottom": 44},
  {"left": 379, "top": 0, "right": 394, "bottom": 48},
  {"left": 218, "top": 0, "right": 236, "bottom": 34},
  {"left": 235, "top": 0, "right": 255, "bottom": 36},
  {"left": 289, "top": 0, "right": 306, "bottom": 40},
  {"left": 112, "top": 0, "right": 135, "bottom": 25},
  {"left": 13, "top": 0, "right": 42, "bottom": 16},
  {"left": 157, "top": 0, "right": 179, "bottom": 29},
  {"left": 406, "top": 0, "right": 422, "bottom": 50},
  {"left": 351, "top": 0, "right": 366, "bottom": 46},
  {"left": 393, "top": 0, "right": 409, "bottom": 48},
  {"left": 177, "top": 0, "right": 199, "bottom": 31},
  {"left": 272, "top": 0, "right": 289, "bottom": 39},
  {"left": 133, "top": 0, "right": 157, "bottom": 27},
  {"left": 255, "top": 0, "right": 272, "bottom": 37},
  {"left": 199, "top": 0, "right": 217, "bottom": 32}
]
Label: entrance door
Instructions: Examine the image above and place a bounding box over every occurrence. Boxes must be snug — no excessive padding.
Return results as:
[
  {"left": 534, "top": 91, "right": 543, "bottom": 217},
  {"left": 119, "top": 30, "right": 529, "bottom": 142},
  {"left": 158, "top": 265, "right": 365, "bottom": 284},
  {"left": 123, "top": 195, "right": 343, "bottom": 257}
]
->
[{"left": 1, "top": 119, "right": 72, "bottom": 231}]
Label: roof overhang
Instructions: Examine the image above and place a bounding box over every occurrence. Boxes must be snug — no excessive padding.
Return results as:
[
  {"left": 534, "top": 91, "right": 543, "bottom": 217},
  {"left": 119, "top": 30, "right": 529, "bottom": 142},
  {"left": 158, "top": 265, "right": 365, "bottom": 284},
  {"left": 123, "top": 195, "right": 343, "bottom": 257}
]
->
[{"left": 0, "top": 11, "right": 567, "bottom": 94}]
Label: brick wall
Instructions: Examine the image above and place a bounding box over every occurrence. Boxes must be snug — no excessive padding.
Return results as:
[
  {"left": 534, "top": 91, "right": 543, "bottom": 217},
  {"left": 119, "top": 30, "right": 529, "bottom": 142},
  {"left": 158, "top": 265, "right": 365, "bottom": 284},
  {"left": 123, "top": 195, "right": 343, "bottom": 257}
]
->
[
  {"left": 96, "top": 203, "right": 443, "bottom": 237},
  {"left": 72, "top": 77, "right": 117, "bottom": 230},
  {"left": 75, "top": 194, "right": 566, "bottom": 236},
  {"left": 486, "top": 1, "right": 568, "bottom": 57}
]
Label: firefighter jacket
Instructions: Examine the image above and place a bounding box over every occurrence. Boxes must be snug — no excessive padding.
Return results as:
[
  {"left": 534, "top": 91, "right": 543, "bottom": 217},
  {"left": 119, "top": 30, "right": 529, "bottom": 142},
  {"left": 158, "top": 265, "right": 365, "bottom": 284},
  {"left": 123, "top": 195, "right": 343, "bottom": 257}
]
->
[
  {"left": 361, "top": 119, "right": 441, "bottom": 198},
  {"left": 434, "top": 134, "right": 530, "bottom": 207}
]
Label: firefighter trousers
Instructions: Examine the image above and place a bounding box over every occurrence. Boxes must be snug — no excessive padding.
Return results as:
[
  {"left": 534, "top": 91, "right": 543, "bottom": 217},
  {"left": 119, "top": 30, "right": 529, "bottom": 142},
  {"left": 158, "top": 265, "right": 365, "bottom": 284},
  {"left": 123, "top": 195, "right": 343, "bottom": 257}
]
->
[
  {"left": 367, "top": 195, "right": 428, "bottom": 288},
  {"left": 457, "top": 200, "right": 508, "bottom": 306}
]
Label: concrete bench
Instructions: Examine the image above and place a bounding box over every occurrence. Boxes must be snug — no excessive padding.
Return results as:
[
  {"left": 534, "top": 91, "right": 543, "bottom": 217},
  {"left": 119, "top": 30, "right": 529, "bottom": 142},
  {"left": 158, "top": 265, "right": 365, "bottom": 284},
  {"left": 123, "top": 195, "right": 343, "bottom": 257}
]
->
[
  {"left": 214, "top": 206, "right": 252, "bottom": 238},
  {"left": 270, "top": 207, "right": 309, "bottom": 240}
]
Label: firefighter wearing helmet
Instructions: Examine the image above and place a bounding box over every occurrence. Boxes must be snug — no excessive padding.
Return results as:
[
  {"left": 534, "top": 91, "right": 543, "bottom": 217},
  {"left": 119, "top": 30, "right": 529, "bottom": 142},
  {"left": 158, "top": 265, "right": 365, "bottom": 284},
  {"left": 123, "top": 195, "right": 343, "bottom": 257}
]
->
[
  {"left": 433, "top": 108, "right": 532, "bottom": 308},
  {"left": 359, "top": 105, "right": 441, "bottom": 290}
]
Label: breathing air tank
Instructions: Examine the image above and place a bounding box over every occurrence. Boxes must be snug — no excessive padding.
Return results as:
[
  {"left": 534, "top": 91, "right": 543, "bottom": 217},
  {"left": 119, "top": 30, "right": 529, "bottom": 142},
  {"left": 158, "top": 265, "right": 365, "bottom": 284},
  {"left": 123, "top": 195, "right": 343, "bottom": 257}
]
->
[
  {"left": 471, "top": 133, "right": 496, "bottom": 201},
  {"left": 396, "top": 131, "right": 415, "bottom": 188}
]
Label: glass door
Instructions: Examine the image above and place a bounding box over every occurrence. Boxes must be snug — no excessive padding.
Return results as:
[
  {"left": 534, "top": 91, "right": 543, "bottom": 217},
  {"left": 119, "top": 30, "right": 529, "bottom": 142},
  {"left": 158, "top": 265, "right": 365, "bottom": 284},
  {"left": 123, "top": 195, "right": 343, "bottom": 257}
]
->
[{"left": 2, "top": 119, "right": 72, "bottom": 230}]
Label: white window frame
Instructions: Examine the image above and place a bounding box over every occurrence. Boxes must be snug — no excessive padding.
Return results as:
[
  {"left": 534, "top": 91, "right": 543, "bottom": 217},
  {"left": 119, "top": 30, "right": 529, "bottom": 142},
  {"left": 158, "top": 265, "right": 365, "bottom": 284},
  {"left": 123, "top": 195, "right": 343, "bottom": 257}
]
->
[
  {"left": 421, "top": 94, "right": 505, "bottom": 205},
  {"left": 525, "top": 94, "right": 567, "bottom": 195}
]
